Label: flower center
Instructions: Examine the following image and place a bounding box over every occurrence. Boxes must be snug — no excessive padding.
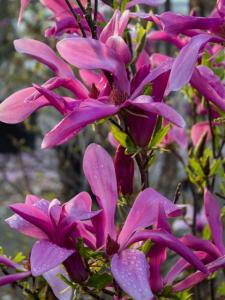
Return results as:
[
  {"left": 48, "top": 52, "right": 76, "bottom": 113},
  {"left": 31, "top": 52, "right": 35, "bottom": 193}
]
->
[
  {"left": 88, "top": 83, "right": 100, "bottom": 99},
  {"left": 109, "top": 87, "right": 128, "bottom": 106}
]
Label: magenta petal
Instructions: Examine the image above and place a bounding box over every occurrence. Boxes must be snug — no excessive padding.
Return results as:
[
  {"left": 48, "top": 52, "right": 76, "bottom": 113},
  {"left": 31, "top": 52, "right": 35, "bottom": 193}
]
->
[
  {"left": 190, "top": 66, "right": 225, "bottom": 111},
  {"left": 40, "top": 0, "right": 73, "bottom": 17},
  {"left": 130, "top": 96, "right": 185, "bottom": 128},
  {"left": 33, "top": 84, "right": 68, "bottom": 115},
  {"left": 0, "top": 87, "right": 49, "bottom": 124},
  {"left": 148, "top": 31, "right": 184, "bottom": 49},
  {"left": 131, "top": 59, "right": 173, "bottom": 99},
  {"left": 164, "top": 252, "right": 207, "bottom": 285},
  {"left": 25, "top": 194, "right": 41, "bottom": 205},
  {"left": 191, "top": 121, "right": 211, "bottom": 146},
  {"left": 173, "top": 255, "right": 225, "bottom": 292},
  {"left": 100, "top": 10, "right": 129, "bottom": 43},
  {"left": 106, "top": 36, "right": 132, "bottom": 65},
  {"left": 14, "top": 38, "right": 74, "bottom": 78},
  {"left": 9, "top": 203, "right": 53, "bottom": 238},
  {"left": 127, "top": 229, "right": 209, "bottom": 275},
  {"left": 148, "top": 245, "right": 166, "bottom": 293},
  {"left": 168, "top": 34, "right": 223, "bottom": 92},
  {"left": 83, "top": 143, "right": 118, "bottom": 241},
  {"left": 5, "top": 214, "right": 48, "bottom": 240},
  {"left": 18, "top": 0, "right": 30, "bottom": 23},
  {"left": 111, "top": 250, "right": 153, "bottom": 300},
  {"left": 0, "top": 256, "right": 26, "bottom": 271},
  {"left": 42, "top": 100, "right": 119, "bottom": 148},
  {"left": 63, "top": 192, "right": 101, "bottom": 221},
  {"left": 114, "top": 145, "right": 134, "bottom": 195},
  {"left": 217, "top": 0, "right": 225, "bottom": 17},
  {"left": 181, "top": 234, "right": 221, "bottom": 259},
  {"left": 0, "top": 271, "right": 31, "bottom": 287},
  {"left": 48, "top": 199, "right": 62, "bottom": 225},
  {"left": 204, "top": 189, "right": 225, "bottom": 255},
  {"left": 57, "top": 37, "right": 130, "bottom": 93},
  {"left": 118, "top": 188, "right": 180, "bottom": 247},
  {"left": 31, "top": 240, "right": 74, "bottom": 276},
  {"left": 126, "top": 0, "right": 165, "bottom": 8},
  {"left": 43, "top": 265, "right": 73, "bottom": 300},
  {"left": 158, "top": 12, "right": 224, "bottom": 35},
  {"left": 66, "top": 192, "right": 92, "bottom": 212}
]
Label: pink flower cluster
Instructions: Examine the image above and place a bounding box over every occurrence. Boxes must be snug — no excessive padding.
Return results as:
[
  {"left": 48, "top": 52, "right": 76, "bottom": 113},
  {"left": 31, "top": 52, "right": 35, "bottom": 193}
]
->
[{"left": 0, "top": 0, "right": 225, "bottom": 299}]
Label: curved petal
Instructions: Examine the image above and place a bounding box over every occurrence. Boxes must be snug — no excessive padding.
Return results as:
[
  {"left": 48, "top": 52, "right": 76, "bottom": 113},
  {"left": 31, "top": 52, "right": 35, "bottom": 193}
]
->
[
  {"left": 31, "top": 240, "right": 74, "bottom": 276},
  {"left": 5, "top": 214, "right": 48, "bottom": 240},
  {"left": 148, "top": 245, "right": 166, "bottom": 293},
  {"left": 164, "top": 251, "right": 208, "bottom": 285},
  {"left": 167, "top": 34, "right": 223, "bottom": 92},
  {"left": 18, "top": 0, "right": 30, "bottom": 23},
  {"left": 180, "top": 234, "right": 221, "bottom": 259},
  {"left": 0, "top": 87, "right": 49, "bottom": 124},
  {"left": 118, "top": 188, "right": 181, "bottom": 247},
  {"left": 130, "top": 96, "right": 185, "bottom": 128},
  {"left": 57, "top": 37, "right": 130, "bottom": 94},
  {"left": 33, "top": 84, "right": 68, "bottom": 115},
  {"left": 63, "top": 192, "right": 101, "bottom": 221},
  {"left": 204, "top": 189, "right": 225, "bottom": 255},
  {"left": 43, "top": 265, "right": 73, "bottom": 300},
  {"left": 148, "top": 31, "right": 184, "bottom": 49},
  {"left": 127, "top": 229, "right": 209, "bottom": 275},
  {"left": 42, "top": 100, "right": 119, "bottom": 148},
  {"left": 190, "top": 66, "right": 225, "bottom": 112},
  {"left": 0, "top": 256, "right": 26, "bottom": 271},
  {"left": 14, "top": 38, "right": 74, "bottom": 78},
  {"left": 106, "top": 36, "right": 132, "bottom": 65},
  {"left": 83, "top": 143, "right": 118, "bottom": 241},
  {"left": 100, "top": 10, "right": 130, "bottom": 43},
  {"left": 131, "top": 59, "right": 173, "bottom": 99},
  {"left": 191, "top": 121, "right": 211, "bottom": 146},
  {"left": 114, "top": 145, "right": 134, "bottom": 195},
  {"left": 0, "top": 271, "right": 31, "bottom": 287},
  {"left": 9, "top": 203, "right": 53, "bottom": 238},
  {"left": 158, "top": 12, "right": 224, "bottom": 35},
  {"left": 111, "top": 250, "right": 153, "bottom": 300},
  {"left": 173, "top": 255, "right": 225, "bottom": 292}
]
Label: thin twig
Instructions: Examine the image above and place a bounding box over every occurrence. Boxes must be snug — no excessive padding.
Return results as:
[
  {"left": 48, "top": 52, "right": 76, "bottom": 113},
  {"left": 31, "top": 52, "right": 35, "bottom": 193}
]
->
[{"left": 65, "top": 0, "right": 87, "bottom": 37}]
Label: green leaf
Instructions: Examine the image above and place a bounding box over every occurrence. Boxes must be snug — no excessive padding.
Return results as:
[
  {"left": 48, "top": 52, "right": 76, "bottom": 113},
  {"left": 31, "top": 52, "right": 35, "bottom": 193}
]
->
[
  {"left": 113, "top": 0, "right": 119, "bottom": 9},
  {"left": 218, "top": 282, "right": 225, "bottom": 296},
  {"left": 87, "top": 273, "right": 113, "bottom": 290},
  {"left": 209, "top": 159, "right": 222, "bottom": 177},
  {"left": 202, "top": 224, "right": 211, "bottom": 240},
  {"left": 13, "top": 252, "right": 26, "bottom": 263},
  {"left": 189, "top": 158, "right": 205, "bottom": 177},
  {"left": 148, "top": 125, "right": 170, "bottom": 149},
  {"left": 142, "top": 240, "right": 153, "bottom": 254},
  {"left": 77, "top": 238, "right": 104, "bottom": 260},
  {"left": 111, "top": 124, "right": 137, "bottom": 154},
  {"left": 120, "top": 0, "right": 128, "bottom": 12}
]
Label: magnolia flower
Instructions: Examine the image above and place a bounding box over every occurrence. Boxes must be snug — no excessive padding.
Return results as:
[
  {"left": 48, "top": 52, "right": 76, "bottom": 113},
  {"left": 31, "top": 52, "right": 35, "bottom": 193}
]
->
[
  {"left": 83, "top": 143, "right": 208, "bottom": 300},
  {"left": 19, "top": 0, "right": 91, "bottom": 37},
  {"left": 0, "top": 14, "right": 185, "bottom": 149},
  {"left": 6, "top": 193, "right": 100, "bottom": 280}
]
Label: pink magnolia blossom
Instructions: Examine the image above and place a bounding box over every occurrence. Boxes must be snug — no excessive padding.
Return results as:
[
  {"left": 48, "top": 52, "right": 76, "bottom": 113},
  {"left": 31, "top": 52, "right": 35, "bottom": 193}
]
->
[
  {"left": 83, "top": 143, "right": 208, "bottom": 299},
  {"left": 6, "top": 193, "right": 100, "bottom": 279},
  {"left": 0, "top": 27, "right": 185, "bottom": 149}
]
